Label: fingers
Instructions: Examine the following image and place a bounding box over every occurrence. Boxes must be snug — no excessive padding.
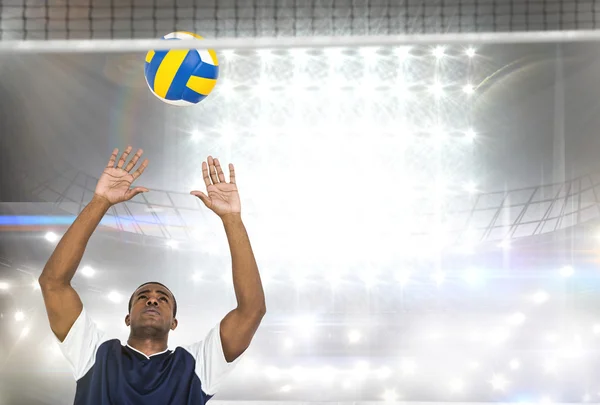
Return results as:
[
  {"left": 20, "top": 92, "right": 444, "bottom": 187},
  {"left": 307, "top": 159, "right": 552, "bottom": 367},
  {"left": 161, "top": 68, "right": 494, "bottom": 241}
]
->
[
  {"left": 131, "top": 158, "right": 149, "bottom": 180},
  {"left": 106, "top": 148, "right": 119, "bottom": 168},
  {"left": 203, "top": 156, "right": 235, "bottom": 185},
  {"left": 214, "top": 158, "right": 226, "bottom": 183},
  {"left": 108, "top": 146, "right": 148, "bottom": 177},
  {"left": 125, "top": 187, "right": 149, "bottom": 200},
  {"left": 229, "top": 163, "right": 236, "bottom": 184},
  {"left": 202, "top": 161, "right": 211, "bottom": 187},
  {"left": 190, "top": 190, "right": 211, "bottom": 208},
  {"left": 207, "top": 156, "right": 219, "bottom": 184},
  {"left": 116, "top": 146, "right": 133, "bottom": 169},
  {"left": 125, "top": 149, "right": 144, "bottom": 172}
]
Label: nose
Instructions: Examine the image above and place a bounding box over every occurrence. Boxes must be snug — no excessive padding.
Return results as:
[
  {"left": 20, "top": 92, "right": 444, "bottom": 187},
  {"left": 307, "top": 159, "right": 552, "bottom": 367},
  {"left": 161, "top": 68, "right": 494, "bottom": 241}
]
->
[{"left": 145, "top": 298, "right": 159, "bottom": 307}]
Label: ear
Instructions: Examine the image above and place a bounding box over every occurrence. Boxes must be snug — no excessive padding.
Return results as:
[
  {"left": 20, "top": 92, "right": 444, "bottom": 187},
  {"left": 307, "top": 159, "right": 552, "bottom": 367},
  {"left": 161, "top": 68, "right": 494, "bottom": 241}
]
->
[
  {"left": 125, "top": 314, "right": 131, "bottom": 327},
  {"left": 171, "top": 318, "right": 178, "bottom": 331}
]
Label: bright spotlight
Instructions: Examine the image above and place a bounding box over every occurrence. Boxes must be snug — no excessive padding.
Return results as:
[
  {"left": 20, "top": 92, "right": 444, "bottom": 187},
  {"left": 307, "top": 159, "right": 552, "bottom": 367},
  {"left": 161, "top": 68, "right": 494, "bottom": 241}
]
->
[
  {"left": 45, "top": 232, "right": 58, "bottom": 242},
  {"left": 490, "top": 374, "right": 508, "bottom": 391},
  {"left": 265, "top": 366, "right": 281, "bottom": 380},
  {"left": 377, "top": 366, "right": 392, "bottom": 379},
  {"left": 532, "top": 290, "right": 549, "bottom": 304},
  {"left": 465, "top": 47, "right": 476, "bottom": 57},
  {"left": 432, "top": 46, "right": 446, "bottom": 59},
  {"left": 257, "top": 49, "right": 275, "bottom": 61},
  {"left": 190, "top": 129, "right": 204, "bottom": 142},
  {"left": 463, "top": 267, "right": 483, "bottom": 285},
  {"left": 401, "top": 358, "right": 416, "bottom": 375},
  {"left": 559, "top": 265, "right": 574, "bottom": 277},
  {"left": 394, "top": 46, "right": 412, "bottom": 59},
  {"left": 429, "top": 82, "right": 445, "bottom": 97},
  {"left": 464, "top": 129, "right": 477, "bottom": 141},
  {"left": 463, "top": 84, "right": 475, "bottom": 94},
  {"left": 81, "top": 265, "right": 95, "bottom": 278},
  {"left": 508, "top": 312, "right": 526, "bottom": 326},
  {"left": 432, "top": 271, "right": 445, "bottom": 285},
  {"left": 395, "top": 270, "right": 411, "bottom": 286},
  {"left": 543, "top": 358, "right": 558, "bottom": 374},
  {"left": 449, "top": 378, "right": 464, "bottom": 393},
  {"left": 14, "top": 311, "right": 25, "bottom": 321},
  {"left": 463, "top": 181, "right": 478, "bottom": 194},
  {"left": 383, "top": 389, "right": 398, "bottom": 402},
  {"left": 108, "top": 291, "right": 123, "bottom": 303},
  {"left": 359, "top": 47, "right": 379, "bottom": 58},
  {"left": 348, "top": 330, "right": 362, "bottom": 343}
]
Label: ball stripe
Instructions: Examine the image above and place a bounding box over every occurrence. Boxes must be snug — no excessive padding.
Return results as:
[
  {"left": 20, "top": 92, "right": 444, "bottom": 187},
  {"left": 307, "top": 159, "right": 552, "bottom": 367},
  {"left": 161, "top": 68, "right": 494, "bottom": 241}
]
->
[
  {"left": 207, "top": 49, "right": 219, "bottom": 66},
  {"left": 145, "top": 50, "right": 155, "bottom": 63},
  {"left": 193, "top": 62, "right": 219, "bottom": 80},
  {"left": 165, "top": 49, "right": 200, "bottom": 100},
  {"left": 186, "top": 76, "right": 217, "bottom": 96},
  {"left": 145, "top": 49, "right": 169, "bottom": 90},
  {"left": 154, "top": 49, "right": 189, "bottom": 98},
  {"left": 182, "top": 87, "right": 207, "bottom": 104}
]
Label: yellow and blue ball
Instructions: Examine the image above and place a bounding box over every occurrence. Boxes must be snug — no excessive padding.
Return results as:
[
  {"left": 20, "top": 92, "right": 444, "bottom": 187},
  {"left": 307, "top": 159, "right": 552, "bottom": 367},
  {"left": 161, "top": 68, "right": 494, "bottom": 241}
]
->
[{"left": 144, "top": 32, "right": 219, "bottom": 106}]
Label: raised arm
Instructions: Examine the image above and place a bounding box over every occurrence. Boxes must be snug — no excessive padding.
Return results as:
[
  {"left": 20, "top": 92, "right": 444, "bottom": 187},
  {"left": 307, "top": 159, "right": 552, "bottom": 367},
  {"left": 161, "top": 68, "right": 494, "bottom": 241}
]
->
[
  {"left": 39, "top": 147, "right": 149, "bottom": 341},
  {"left": 191, "top": 156, "right": 266, "bottom": 362}
]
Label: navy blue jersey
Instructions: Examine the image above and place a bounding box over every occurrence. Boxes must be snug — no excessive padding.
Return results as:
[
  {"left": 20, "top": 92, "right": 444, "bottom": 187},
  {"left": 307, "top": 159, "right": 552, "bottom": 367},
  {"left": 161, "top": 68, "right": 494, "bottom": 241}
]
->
[{"left": 56, "top": 308, "right": 241, "bottom": 405}]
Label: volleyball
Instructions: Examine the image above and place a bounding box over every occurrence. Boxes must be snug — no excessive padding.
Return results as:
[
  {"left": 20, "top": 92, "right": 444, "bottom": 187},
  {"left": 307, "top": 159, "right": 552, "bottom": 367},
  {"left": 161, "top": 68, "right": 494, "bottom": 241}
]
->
[{"left": 144, "top": 32, "right": 219, "bottom": 106}]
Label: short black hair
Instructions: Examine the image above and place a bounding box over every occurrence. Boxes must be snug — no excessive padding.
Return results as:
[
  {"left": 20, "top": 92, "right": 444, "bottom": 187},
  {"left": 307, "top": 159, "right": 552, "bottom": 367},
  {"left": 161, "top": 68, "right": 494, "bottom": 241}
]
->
[{"left": 128, "top": 281, "right": 177, "bottom": 317}]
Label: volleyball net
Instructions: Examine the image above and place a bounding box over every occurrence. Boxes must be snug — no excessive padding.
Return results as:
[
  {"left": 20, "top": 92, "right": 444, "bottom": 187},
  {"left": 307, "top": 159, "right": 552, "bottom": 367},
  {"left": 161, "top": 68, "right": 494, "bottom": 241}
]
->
[
  {"left": 1, "top": 0, "right": 599, "bottom": 254},
  {"left": 2, "top": 0, "right": 600, "bottom": 52}
]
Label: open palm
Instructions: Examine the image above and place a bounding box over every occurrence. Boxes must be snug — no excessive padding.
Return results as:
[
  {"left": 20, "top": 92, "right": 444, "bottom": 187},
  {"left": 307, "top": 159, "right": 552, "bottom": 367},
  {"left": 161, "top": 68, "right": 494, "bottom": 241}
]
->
[
  {"left": 191, "top": 156, "right": 241, "bottom": 217},
  {"left": 95, "top": 147, "right": 149, "bottom": 205}
]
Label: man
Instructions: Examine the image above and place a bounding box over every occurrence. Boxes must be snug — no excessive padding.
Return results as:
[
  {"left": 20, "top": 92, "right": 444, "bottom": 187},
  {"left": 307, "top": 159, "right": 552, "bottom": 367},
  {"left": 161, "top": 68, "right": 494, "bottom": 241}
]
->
[{"left": 38, "top": 146, "right": 266, "bottom": 405}]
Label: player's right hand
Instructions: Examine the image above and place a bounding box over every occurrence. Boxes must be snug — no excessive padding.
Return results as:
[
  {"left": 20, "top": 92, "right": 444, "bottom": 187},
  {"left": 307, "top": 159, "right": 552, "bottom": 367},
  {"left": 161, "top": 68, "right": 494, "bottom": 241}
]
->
[{"left": 94, "top": 146, "right": 149, "bottom": 206}]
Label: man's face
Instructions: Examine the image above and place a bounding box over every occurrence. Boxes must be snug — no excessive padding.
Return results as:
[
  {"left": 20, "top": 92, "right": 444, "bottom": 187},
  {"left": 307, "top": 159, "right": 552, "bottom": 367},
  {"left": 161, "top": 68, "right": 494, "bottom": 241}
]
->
[{"left": 125, "top": 283, "right": 177, "bottom": 335}]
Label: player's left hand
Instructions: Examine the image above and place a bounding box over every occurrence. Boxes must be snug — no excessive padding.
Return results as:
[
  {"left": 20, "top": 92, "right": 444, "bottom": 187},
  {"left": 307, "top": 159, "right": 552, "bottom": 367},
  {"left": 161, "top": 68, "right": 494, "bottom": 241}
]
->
[{"left": 190, "top": 156, "right": 241, "bottom": 218}]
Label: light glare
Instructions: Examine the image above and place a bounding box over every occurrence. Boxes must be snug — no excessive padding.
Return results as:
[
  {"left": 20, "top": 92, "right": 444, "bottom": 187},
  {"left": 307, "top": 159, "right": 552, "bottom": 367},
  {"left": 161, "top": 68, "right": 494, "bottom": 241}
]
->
[
  {"left": 433, "top": 46, "right": 446, "bottom": 59},
  {"left": 559, "top": 265, "right": 574, "bottom": 277},
  {"left": 348, "top": 330, "right": 362, "bottom": 343},
  {"left": 45, "top": 232, "right": 58, "bottom": 242},
  {"left": 532, "top": 290, "right": 549, "bottom": 304},
  {"left": 508, "top": 312, "right": 526, "bottom": 326},
  {"left": 383, "top": 389, "right": 398, "bottom": 402},
  {"left": 401, "top": 358, "right": 416, "bottom": 375},
  {"left": 81, "top": 265, "right": 95, "bottom": 278},
  {"left": 464, "top": 129, "right": 477, "bottom": 141},
  {"left": 490, "top": 374, "right": 508, "bottom": 390},
  {"left": 108, "top": 291, "right": 122, "bottom": 303},
  {"left": 463, "top": 84, "right": 475, "bottom": 94}
]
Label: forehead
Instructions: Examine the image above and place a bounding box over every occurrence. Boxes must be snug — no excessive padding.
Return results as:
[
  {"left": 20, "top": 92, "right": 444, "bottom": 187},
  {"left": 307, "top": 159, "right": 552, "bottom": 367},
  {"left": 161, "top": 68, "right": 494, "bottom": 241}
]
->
[{"left": 134, "top": 284, "right": 173, "bottom": 298}]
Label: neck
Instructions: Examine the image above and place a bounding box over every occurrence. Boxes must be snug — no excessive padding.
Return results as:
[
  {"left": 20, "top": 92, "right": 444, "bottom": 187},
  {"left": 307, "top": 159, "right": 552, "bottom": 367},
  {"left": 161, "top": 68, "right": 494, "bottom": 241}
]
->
[{"left": 127, "top": 335, "right": 169, "bottom": 357}]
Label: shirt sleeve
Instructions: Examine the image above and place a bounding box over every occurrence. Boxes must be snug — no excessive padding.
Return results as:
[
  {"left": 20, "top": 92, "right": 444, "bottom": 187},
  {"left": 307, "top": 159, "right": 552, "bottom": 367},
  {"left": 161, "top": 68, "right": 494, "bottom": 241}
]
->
[
  {"left": 181, "top": 322, "right": 244, "bottom": 396},
  {"left": 54, "top": 307, "right": 108, "bottom": 381}
]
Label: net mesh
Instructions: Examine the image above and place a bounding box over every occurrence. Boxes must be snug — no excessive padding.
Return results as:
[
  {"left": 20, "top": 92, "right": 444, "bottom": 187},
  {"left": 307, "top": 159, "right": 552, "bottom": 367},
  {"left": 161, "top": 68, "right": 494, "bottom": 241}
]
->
[{"left": 1, "top": 0, "right": 600, "bottom": 41}]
